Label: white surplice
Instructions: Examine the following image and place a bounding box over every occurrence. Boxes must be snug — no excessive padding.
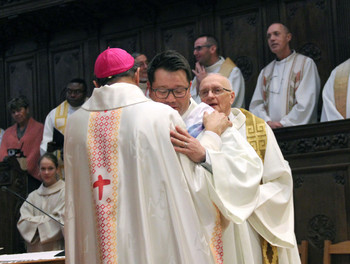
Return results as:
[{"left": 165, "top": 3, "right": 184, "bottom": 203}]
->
[
  {"left": 64, "top": 83, "right": 257, "bottom": 264},
  {"left": 250, "top": 52, "right": 320, "bottom": 127},
  {"left": 17, "top": 180, "right": 65, "bottom": 252},
  {"left": 40, "top": 102, "right": 81, "bottom": 155},
  {"left": 190, "top": 56, "right": 245, "bottom": 108},
  {"left": 222, "top": 108, "right": 301, "bottom": 264},
  {"left": 321, "top": 58, "right": 350, "bottom": 121}
]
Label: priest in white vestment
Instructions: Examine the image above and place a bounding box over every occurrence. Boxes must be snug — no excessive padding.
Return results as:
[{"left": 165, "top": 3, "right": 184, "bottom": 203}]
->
[
  {"left": 249, "top": 23, "right": 320, "bottom": 129},
  {"left": 321, "top": 58, "right": 350, "bottom": 121},
  {"left": 190, "top": 34, "right": 245, "bottom": 107},
  {"left": 190, "top": 73, "right": 300, "bottom": 264},
  {"left": 64, "top": 48, "right": 262, "bottom": 264},
  {"left": 40, "top": 78, "right": 88, "bottom": 155}
]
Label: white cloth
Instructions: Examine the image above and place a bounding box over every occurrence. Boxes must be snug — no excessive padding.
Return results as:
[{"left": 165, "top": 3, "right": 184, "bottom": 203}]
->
[
  {"left": 321, "top": 59, "right": 350, "bottom": 121},
  {"left": 182, "top": 100, "right": 263, "bottom": 224},
  {"left": 40, "top": 103, "right": 81, "bottom": 155},
  {"left": 222, "top": 108, "right": 301, "bottom": 264},
  {"left": 250, "top": 52, "right": 320, "bottom": 126},
  {"left": 17, "top": 180, "right": 65, "bottom": 252},
  {"left": 190, "top": 56, "right": 245, "bottom": 108},
  {"left": 64, "top": 82, "right": 255, "bottom": 264}
]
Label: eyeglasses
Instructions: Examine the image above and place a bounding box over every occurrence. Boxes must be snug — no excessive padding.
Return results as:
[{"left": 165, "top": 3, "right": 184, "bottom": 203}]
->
[
  {"left": 151, "top": 87, "right": 189, "bottom": 99},
  {"left": 194, "top": 45, "right": 212, "bottom": 51},
  {"left": 199, "top": 87, "right": 231, "bottom": 98},
  {"left": 67, "top": 89, "right": 84, "bottom": 95}
]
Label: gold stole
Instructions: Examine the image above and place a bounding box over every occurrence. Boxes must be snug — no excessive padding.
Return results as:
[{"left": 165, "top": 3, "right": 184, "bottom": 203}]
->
[
  {"left": 240, "top": 108, "right": 278, "bottom": 264},
  {"left": 193, "top": 57, "right": 236, "bottom": 96},
  {"left": 54, "top": 100, "right": 69, "bottom": 179},
  {"left": 334, "top": 60, "right": 350, "bottom": 118},
  {"left": 262, "top": 53, "right": 307, "bottom": 115},
  {"left": 54, "top": 100, "right": 69, "bottom": 135}
]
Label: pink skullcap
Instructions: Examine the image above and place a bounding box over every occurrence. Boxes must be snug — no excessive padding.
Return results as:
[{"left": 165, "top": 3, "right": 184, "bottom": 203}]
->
[{"left": 94, "top": 48, "right": 134, "bottom": 78}]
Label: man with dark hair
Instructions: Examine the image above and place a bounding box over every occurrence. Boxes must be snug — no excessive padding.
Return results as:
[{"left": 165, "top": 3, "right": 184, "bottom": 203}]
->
[
  {"left": 40, "top": 78, "right": 88, "bottom": 157},
  {"left": 132, "top": 52, "right": 149, "bottom": 95},
  {"left": 148, "top": 50, "right": 265, "bottom": 263},
  {"left": 0, "top": 95, "right": 43, "bottom": 190},
  {"left": 190, "top": 34, "right": 245, "bottom": 107},
  {"left": 250, "top": 22, "right": 320, "bottom": 128},
  {"left": 64, "top": 48, "right": 252, "bottom": 263}
]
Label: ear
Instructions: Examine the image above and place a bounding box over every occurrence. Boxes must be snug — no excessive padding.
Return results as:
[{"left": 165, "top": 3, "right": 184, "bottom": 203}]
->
[
  {"left": 210, "top": 45, "right": 217, "bottom": 55},
  {"left": 230, "top": 91, "right": 235, "bottom": 105},
  {"left": 93, "top": 80, "right": 99, "bottom": 88},
  {"left": 287, "top": 33, "right": 292, "bottom": 42},
  {"left": 134, "top": 67, "right": 140, "bottom": 85}
]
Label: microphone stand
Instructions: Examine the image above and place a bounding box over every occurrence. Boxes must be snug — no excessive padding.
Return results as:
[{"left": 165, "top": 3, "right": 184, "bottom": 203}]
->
[{"left": 2, "top": 186, "right": 64, "bottom": 226}]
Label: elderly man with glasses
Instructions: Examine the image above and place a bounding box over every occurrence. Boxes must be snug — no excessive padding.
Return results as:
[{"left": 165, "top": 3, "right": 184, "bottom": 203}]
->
[
  {"left": 184, "top": 73, "right": 300, "bottom": 263},
  {"left": 148, "top": 50, "right": 264, "bottom": 262},
  {"left": 190, "top": 34, "right": 245, "bottom": 108}
]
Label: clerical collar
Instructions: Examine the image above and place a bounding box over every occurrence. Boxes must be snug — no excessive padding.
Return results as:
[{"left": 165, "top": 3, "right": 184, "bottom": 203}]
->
[{"left": 276, "top": 50, "right": 294, "bottom": 61}]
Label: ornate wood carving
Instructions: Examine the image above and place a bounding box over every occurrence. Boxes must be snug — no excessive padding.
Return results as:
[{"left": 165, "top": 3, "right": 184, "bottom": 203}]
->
[
  {"left": 298, "top": 43, "right": 322, "bottom": 62},
  {"left": 307, "top": 215, "right": 335, "bottom": 249}
]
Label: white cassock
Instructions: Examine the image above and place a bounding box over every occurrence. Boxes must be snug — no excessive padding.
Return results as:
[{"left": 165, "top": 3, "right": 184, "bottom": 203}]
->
[
  {"left": 40, "top": 103, "right": 81, "bottom": 155},
  {"left": 64, "top": 83, "right": 262, "bottom": 264},
  {"left": 17, "top": 180, "right": 65, "bottom": 252},
  {"left": 222, "top": 108, "right": 300, "bottom": 264},
  {"left": 190, "top": 56, "right": 245, "bottom": 108},
  {"left": 250, "top": 51, "right": 320, "bottom": 126},
  {"left": 321, "top": 58, "right": 350, "bottom": 121}
]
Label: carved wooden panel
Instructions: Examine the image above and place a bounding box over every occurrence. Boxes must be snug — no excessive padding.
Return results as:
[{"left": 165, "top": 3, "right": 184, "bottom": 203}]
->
[
  {"left": 5, "top": 54, "right": 38, "bottom": 119},
  {"left": 158, "top": 22, "right": 197, "bottom": 69},
  {"left": 333, "top": 0, "right": 350, "bottom": 64},
  {"left": 218, "top": 8, "right": 262, "bottom": 107},
  {"left": 274, "top": 119, "right": 350, "bottom": 264},
  {"left": 102, "top": 33, "right": 139, "bottom": 55},
  {"left": 293, "top": 166, "right": 350, "bottom": 264},
  {"left": 49, "top": 44, "right": 84, "bottom": 106},
  {"left": 281, "top": 0, "right": 333, "bottom": 88}
]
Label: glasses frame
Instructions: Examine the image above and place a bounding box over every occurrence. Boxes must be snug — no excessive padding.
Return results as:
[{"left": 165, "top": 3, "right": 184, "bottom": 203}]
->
[
  {"left": 151, "top": 87, "right": 189, "bottom": 99},
  {"left": 199, "top": 87, "right": 231, "bottom": 98},
  {"left": 193, "top": 45, "right": 212, "bottom": 52}
]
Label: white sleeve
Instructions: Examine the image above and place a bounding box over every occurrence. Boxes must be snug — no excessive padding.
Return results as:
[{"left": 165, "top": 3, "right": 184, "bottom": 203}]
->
[
  {"left": 40, "top": 109, "right": 56, "bottom": 155},
  {"left": 248, "top": 125, "right": 296, "bottom": 248},
  {"left": 199, "top": 126, "right": 263, "bottom": 223},
  {"left": 320, "top": 68, "right": 345, "bottom": 121}
]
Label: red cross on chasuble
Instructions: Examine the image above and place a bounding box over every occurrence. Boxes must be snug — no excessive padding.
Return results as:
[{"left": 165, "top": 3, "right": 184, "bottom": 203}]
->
[{"left": 93, "top": 175, "right": 111, "bottom": 200}]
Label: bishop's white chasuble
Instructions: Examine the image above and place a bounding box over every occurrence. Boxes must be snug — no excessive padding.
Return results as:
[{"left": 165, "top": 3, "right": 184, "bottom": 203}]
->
[{"left": 64, "top": 83, "right": 240, "bottom": 264}]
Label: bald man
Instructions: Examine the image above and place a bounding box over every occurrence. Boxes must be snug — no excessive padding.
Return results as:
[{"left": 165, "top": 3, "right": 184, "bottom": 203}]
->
[
  {"left": 249, "top": 23, "right": 320, "bottom": 129},
  {"left": 196, "top": 73, "right": 301, "bottom": 264}
]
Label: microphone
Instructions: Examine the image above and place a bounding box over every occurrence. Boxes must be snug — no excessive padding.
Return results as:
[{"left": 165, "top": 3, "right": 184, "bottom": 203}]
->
[{"left": 1, "top": 186, "right": 64, "bottom": 226}]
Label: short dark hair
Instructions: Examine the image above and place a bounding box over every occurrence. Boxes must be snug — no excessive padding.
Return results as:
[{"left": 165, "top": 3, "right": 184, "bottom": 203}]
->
[
  {"left": 8, "top": 95, "right": 29, "bottom": 111},
  {"left": 147, "top": 50, "right": 192, "bottom": 86},
  {"left": 38, "top": 152, "right": 58, "bottom": 168},
  {"left": 196, "top": 34, "right": 219, "bottom": 55},
  {"left": 95, "top": 63, "right": 138, "bottom": 86},
  {"left": 68, "top": 78, "right": 88, "bottom": 93}
]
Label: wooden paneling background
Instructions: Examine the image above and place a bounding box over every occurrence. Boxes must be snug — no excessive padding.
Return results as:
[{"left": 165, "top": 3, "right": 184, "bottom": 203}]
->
[
  {"left": 1, "top": 0, "right": 349, "bottom": 128},
  {"left": 0, "top": 0, "right": 350, "bottom": 262}
]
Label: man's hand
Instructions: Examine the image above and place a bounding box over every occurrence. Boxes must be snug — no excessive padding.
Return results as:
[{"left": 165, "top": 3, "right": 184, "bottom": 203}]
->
[
  {"left": 170, "top": 126, "right": 206, "bottom": 163},
  {"left": 203, "top": 111, "right": 232, "bottom": 136},
  {"left": 192, "top": 62, "right": 208, "bottom": 87},
  {"left": 267, "top": 121, "right": 283, "bottom": 129}
]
